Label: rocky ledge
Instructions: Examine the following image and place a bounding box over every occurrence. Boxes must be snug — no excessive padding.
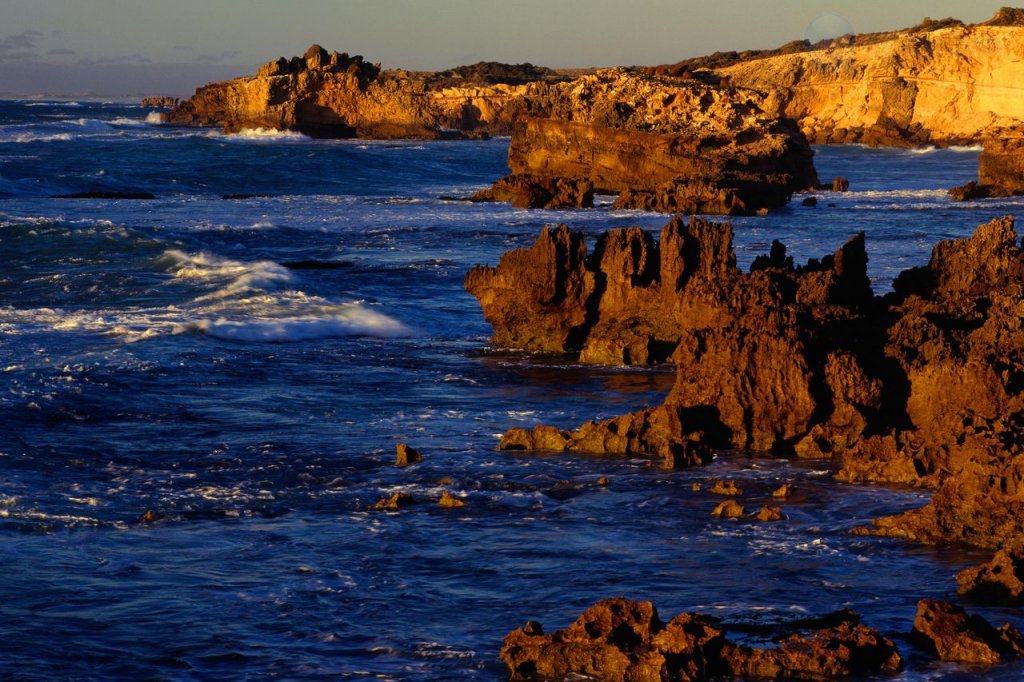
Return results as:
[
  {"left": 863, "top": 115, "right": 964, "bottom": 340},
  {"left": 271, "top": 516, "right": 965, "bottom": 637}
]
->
[
  {"left": 500, "top": 597, "right": 902, "bottom": 681},
  {"left": 467, "top": 215, "right": 1024, "bottom": 551},
  {"left": 949, "top": 133, "right": 1024, "bottom": 201},
  {"left": 473, "top": 70, "right": 818, "bottom": 214},
  {"left": 168, "top": 45, "right": 569, "bottom": 138}
]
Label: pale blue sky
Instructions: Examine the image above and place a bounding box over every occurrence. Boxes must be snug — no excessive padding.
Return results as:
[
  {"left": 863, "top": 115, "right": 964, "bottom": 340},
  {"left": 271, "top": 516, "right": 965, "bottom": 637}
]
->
[{"left": 0, "top": 0, "right": 1009, "bottom": 96}]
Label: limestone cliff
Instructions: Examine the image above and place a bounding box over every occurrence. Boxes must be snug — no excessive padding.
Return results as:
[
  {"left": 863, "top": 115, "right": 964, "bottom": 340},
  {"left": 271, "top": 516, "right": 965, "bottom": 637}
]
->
[
  {"left": 719, "top": 9, "right": 1024, "bottom": 146},
  {"left": 168, "top": 45, "right": 567, "bottom": 138}
]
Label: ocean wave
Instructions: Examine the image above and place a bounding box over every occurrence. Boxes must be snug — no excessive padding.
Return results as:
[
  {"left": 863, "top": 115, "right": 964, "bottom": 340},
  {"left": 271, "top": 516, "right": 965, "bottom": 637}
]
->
[
  {"left": 157, "top": 249, "right": 293, "bottom": 300},
  {"left": 906, "top": 144, "right": 983, "bottom": 154},
  {"left": 11, "top": 132, "right": 74, "bottom": 144},
  {"left": 176, "top": 304, "right": 411, "bottom": 341},
  {"left": 24, "top": 101, "right": 81, "bottom": 107},
  {"left": 220, "top": 127, "right": 310, "bottom": 142}
]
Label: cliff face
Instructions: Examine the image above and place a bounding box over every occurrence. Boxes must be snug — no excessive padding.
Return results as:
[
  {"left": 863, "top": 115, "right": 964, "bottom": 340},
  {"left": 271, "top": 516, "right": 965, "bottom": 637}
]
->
[
  {"left": 721, "top": 21, "right": 1024, "bottom": 146},
  {"left": 168, "top": 45, "right": 563, "bottom": 138}
]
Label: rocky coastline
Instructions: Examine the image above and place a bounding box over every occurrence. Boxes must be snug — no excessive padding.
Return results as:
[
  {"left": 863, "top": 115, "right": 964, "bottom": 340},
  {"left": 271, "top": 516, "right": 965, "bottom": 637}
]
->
[
  {"left": 466, "top": 215, "right": 1024, "bottom": 677},
  {"left": 161, "top": 7, "right": 1024, "bottom": 680}
]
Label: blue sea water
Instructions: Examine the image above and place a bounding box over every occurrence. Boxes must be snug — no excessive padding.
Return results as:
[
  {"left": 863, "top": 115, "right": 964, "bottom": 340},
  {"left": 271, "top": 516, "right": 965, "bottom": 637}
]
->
[{"left": 1, "top": 100, "right": 1023, "bottom": 680}]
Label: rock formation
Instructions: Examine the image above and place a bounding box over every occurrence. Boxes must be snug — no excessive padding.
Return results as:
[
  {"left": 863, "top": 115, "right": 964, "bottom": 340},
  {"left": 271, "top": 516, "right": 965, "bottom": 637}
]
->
[
  {"left": 168, "top": 45, "right": 568, "bottom": 138},
  {"left": 140, "top": 96, "right": 179, "bottom": 108},
  {"left": 911, "top": 599, "right": 1024, "bottom": 664},
  {"left": 469, "top": 215, "right": 1024, "bottom": 549},
  {"left": 477, "top": 70, "right": 818, "bottom": 214},
  {"left": 950, "top": 134, "right": 1024, "bottom": 201},
  {"left": 957, "top": 548, "right": 1024, "bottom": 605},
  {"left": 715, "top": 8, "right": 1024, "bottom": 146},
  {"left": 500, "top": 598, "right": 902, "bottom": 681}
]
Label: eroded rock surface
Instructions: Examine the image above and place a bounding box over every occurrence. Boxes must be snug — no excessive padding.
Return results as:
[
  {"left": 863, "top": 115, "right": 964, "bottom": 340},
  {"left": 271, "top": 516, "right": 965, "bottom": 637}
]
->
[
  {"left": 911, "top": 599, "right": 1024, "bottom": 664},
  {"left": 471, "top": 215, "right": 1024, "bottom": 549},
  {"left": 957, "top": 548, "right": 1024, "bottom": 605},
  {"left": 169, "top": 45, "right": 566, "bottom": 138},
  {"left": 500, "top": 598, "right": 901, "bottom": 681}
]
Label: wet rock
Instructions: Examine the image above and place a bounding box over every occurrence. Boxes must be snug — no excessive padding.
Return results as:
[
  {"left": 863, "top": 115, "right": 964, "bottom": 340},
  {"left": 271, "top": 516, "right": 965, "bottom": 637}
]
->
[
  {"left": 711, "top": 499, "right": 746, "bottom": 519},
  {"left": 371, "top": 492, "right": 415, "bottom": 510},
  {"left": 499, "top": 405, "right": 711, "bottom": 467},
  {"left": 831, "top": 176, "right": 850, "bottom": 192},
  {"left": 438, "top": 491, "right": 466, "bottom": 509},
  {"left": 612, "top": 174, "right": 796, "bottom": 216},
  {"left": 911, "top": 599, "right": 1024, "bottom": 664},
  {"left": 470, "top": 173, "right": 594, "bottom": 209},
  {"left": 801, "top": 196, "right": 818, "bottom": 206},
  {"left": 395, "top": 443, "right": 422, "bottom": 467},
  {"left": 691, "top": 482, "right": 702, "bottom": 492},
  {"left": 957, "top": 548, "right": 1024, "bottom": 605},
  {"left": 772, "top": 483, "right": 793, "bottom": 498},
  {"left": 596, "top": 476, "right": 609, "bottom": 486},
  {"left": 708, "top": 479, "right": 743, "bottom": 496},
  {"left": 500, "top": 598, "right": 900, "bottom": 681},
  {"left": 755, "top": 505, "right": 783, "bottom": 521}
]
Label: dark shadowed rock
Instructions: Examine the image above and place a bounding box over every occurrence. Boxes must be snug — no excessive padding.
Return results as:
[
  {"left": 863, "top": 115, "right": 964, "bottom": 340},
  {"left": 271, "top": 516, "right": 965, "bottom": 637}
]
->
[{"left": 470, "top": 173, "right": 594, "bottom": 209}]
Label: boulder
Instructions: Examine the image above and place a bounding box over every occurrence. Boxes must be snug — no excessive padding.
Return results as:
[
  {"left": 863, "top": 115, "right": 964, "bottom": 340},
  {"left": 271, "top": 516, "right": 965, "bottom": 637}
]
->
[
  {"left": 911, "top": 599, "right": 1024, "bottom": 664},
  {"left": 957, "top": 548, "right": 1024, "bottom": 605},
  {"left": 395, "top": 443, "right": 422, "bottom": 466},
  {"left": 470, "top": 173, "right": 594, "bottom": 209}
]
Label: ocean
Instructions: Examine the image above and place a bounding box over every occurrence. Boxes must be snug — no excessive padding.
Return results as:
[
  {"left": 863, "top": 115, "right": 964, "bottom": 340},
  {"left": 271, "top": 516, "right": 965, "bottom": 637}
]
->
[{"left": 1, "top": 99, "right": 1021, "bottom": 680}]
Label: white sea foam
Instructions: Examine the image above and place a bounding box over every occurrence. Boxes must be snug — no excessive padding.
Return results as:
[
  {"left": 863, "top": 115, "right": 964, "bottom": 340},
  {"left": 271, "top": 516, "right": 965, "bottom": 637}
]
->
[
  {"left": 25, "top": 101, "right": 81, "bottom": 107},
  {"left": 158, "top": 249, "right": 293, "bottom": 300},
  {"left": 177, "top": 305, "right": 410, "bottom": 342},
  {"left": 221, "top": 127, "right": 310, "bottom": 142},
  {"left": 906, "top": 144, "right": 983, "bottom": 154},
  {"left": 144, "top": 111, "right": 165, "bottom": 125},
  {"left": 12, "top": 132, "right": 74, "bottom": 144}
]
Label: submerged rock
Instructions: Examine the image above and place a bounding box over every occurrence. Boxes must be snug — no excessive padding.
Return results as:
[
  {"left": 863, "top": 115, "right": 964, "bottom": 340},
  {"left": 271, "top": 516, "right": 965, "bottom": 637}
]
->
[
  {"left": 711, "top": 499, "right": 746, "bottom": 519},
  {"left": 500, "top": 598, "right": 901, "bottom": 681}
]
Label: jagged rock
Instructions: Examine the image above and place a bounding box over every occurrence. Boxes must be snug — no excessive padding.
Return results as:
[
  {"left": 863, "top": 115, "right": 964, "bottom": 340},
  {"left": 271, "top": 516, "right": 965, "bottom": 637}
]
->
[
  {"left": 371, "top": 492, "right": 415, "bottom": 510},
  {"left": 475, "top": 214, "right": 1024, "bottom": 550},
  {"left": 711, "top": 499, "right": 746, "bottom": 518},
  {"left": 500, "top": 598, "right": 900, "bottom": 681},
  {"left": 756, "top": 505, "right": 783, "bottom": 521},
  {"left": 911, "top": 599, "right": 1024, "bottom": 664},
  {"left": 772, "top": 483, "right": 793, "bottom": 498},
  {"left": 612, "top": 174, "right": 797, "bottom": 215},
  {"left": 438, "top": 491, "right": 466, "bottom": 509},
  {"left": 947, "top": 180, "right": 1006, "bottom": 201},
  {"left": 708, "top": 479, "right": 743, "bottom": 496},
  {"left": 831, "top": 176, "right": 850, "bottom": 192},
  {"left": 470, "top": 173, "right": 594, "bottom": 209},
  {"left": 957, "top": 548, "right": 1024, "bottom": 605},
  {"left": 395, "top": 443, "right": 422, "bottom": 467},
  {"left": 499, "top": 405, "right": 711, "bottom": 467}
]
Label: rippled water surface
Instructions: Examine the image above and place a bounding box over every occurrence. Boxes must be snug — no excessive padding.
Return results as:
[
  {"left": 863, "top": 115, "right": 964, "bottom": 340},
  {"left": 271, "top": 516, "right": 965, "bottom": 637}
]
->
[{"left": 2, "top": 100, "right": 1023, "bottom": 680}]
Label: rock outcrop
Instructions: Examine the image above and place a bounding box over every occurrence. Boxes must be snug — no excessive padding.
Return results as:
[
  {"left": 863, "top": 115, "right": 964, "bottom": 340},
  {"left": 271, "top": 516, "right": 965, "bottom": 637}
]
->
[
  {"left": 476, "top": 70, "right": 818, "bottom": 214},
  {"left": 716, "top": 9, "right": 1024, "bottom": 146},
  {"left": 469, "top": 215, "right": 1024, "bottom": 549},
  {"left": 957, "top": 548, "right": 1024, "bottom": 605},
  {"left": 911, "top": 599, "right": 1024, "bottom": 664},
  {"left": 500, "top": 598, "right": 902, "bottom": 681},
  {"left": 168, "top": 45, "right": 568, "bottom": 138},
  {"left": 140, "top": 96, "right": 179, "bottom": 108}
]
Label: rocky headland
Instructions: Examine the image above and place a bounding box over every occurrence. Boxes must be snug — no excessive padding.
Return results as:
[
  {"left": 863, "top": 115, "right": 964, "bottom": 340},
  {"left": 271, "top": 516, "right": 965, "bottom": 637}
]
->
[{"left": 167, "top": 45, "right": 569, "bottom": 139}]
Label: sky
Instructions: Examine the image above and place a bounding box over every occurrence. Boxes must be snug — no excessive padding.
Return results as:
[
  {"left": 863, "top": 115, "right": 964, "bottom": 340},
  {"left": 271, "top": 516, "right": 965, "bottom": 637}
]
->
[{"left": 0, "top": 0, "right": 1010, "bottom": 97}]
